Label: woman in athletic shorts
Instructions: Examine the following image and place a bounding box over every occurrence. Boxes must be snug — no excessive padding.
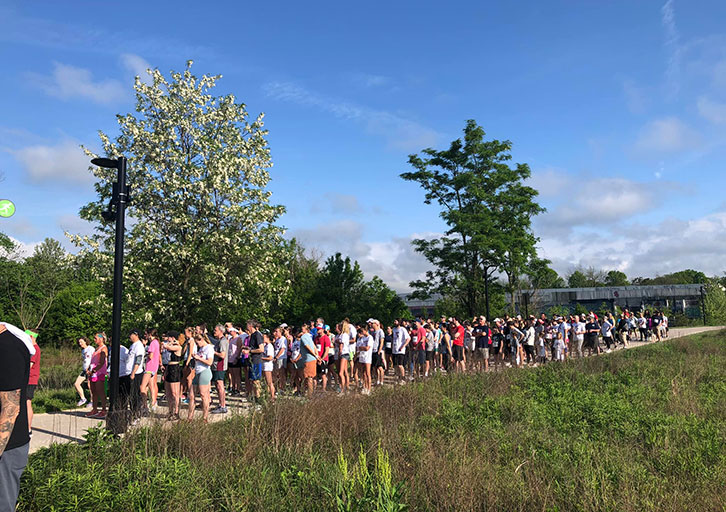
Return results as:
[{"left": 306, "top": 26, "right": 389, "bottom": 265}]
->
[
  {"left": 440, "top": 328, "right": 452, "bottom": 372},
  {"left": 273, "top": 327, "right": 287, "bottom": 394},
  {"left": 188, "top": 334, "right": 214, "bottom": 422},
  {"left": 181, "top": 327, "right": 196, "bottom": 404},
  {"left": 162, "top": 332, "right": 183, "bottom": 420},
  {"left": 337, "top": 322, "right": 351, "bottom": 394},
  {"left": 140, "top": 329, "right": 161, "bottom": 414},
  {"left": 86, "top": 333, "right": 108, "bottom": 418},
  {"left": 74, "top": 336, "right": 94, "bottom": 407},
  {"left": 356, "top": 326, "right": 372, "bottom": 394}
]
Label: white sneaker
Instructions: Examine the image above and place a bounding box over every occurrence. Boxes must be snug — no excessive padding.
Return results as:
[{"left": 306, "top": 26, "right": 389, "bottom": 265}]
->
[{"left": 77, "top": 398, "right": 87, "bottom": 407}]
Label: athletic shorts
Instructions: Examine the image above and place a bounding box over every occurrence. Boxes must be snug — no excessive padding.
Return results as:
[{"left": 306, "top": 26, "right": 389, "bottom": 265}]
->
[
  {"left": 393, "top": 353, "right": 405, "bottom": 366},
  {"left": 491, "top": 345, "right": 500, "bottom": 355},
  {"left": 384, "top": 347, "right": 392, "bottom": 356},
  {"left": 426, "top": 350, "right": 435, "bottom": 362},
  {"left": 26, "top": 384, "right": 36, "bottom": 400},
  {"left": 317, "top": 360, "right": 329, "bottom": 375},
  {"left": 228, "top": 360, "right": 242, "bottom": 369},
  {"left": 165, "top": 364, "right": 182, "bottom": 383},
  {"left": 480, "top": 347, "right": 490, "bottom": 359},
  {"left": 303, "top": 361, "right": 317, "bottom": 378},
  {"left": 274, "top": 358, "right": 287, "bottom": 371},
  {"left": 416, "top": 350, "right": 426, "bottom": 365},
  {"left": 212, "top": 370, "right": 226, "bottom": 382},
  {"left": 452, "top": 344, "right": 464, "bottom": 362},
  {"left": 79, "top": 370, "right": 87, "bottom": 378},
  {"left": 192, "top": 368, "right": 212, "bottom": 386},
  {"left": 248, "top": 363, "right": 263, "bottom": 381},
  {"left": 372, "top": 352, "right": 384, "bottom": 368}
]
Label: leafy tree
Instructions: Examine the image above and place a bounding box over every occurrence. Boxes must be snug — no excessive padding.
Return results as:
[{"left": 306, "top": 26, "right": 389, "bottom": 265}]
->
[
  {"left": 358, "top": 276, "right": 411, "bottom": 325},
  {"left": 313, "top": 253, "right": 367, "bottom": 324},
  {"left": 605, "top": 270, "right": 629, "bottom": 287},
  {"left": 567, "top": 267, "right": 606, "bottom": 288},
  {"left": 42, "top": 281, "right": 106, "bottom": 345},
  {"left": 72, "top": 61, "right": 289, "bottom": 328},
  {"left": 2, "top": 238, "right": 70, "bottom": 330},
  {"left": 401, "top": 120, "right": 542, "bottom": 318},
  {"left": 703, "top": 278, "right": 726, "bottom": 325},
  {"left": 633, "top": 269, "right": 708, "bottom": 286},
  {"left": 567, "top": 270, "right": 588, "bottom": 288},
  {"left": 270, "top": 241, "right": 321, "bottom": 326}
]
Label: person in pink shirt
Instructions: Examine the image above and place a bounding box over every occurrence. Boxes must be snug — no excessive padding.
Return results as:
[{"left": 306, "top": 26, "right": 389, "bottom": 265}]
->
[
  {"left": 140, "top": 329, "right": 160, "bottom": 414},
  {"left": 86, "top": 333, "right": 108, "bottom": 418},
  {"left": 25, "top": 330, "right": 40, "bottom": 436}
]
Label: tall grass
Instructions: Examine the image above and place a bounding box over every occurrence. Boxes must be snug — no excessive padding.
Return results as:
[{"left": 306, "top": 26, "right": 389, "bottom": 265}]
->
[{"left": 19, "top": 331, "right": 726, "bottom": 511}]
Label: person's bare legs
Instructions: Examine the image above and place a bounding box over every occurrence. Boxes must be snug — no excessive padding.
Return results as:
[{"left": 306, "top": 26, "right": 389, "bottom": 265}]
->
[
  {"left": 74, "top": 375, "right": 87, "bottom": 402},
  {"left": 187, "top": 385, "right": 196, "bottom": 420},
  {"left": 140, "top": 372, "right": 151, "bottom": 411},
  {"left": 199, "top": 384, "right": 211, "bottom": 422},
  {"left": 264, "top": 371, "right": 276, "bottom": 402}
]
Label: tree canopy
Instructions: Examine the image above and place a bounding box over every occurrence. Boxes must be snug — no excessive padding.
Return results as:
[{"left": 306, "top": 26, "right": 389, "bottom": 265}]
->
[{"left": 401, "top": 120, "right": 542, "bottom": 317}]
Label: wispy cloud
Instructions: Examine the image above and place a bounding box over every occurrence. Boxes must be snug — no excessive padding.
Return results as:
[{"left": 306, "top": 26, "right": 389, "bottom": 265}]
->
[
  {"left": 120, "top": 53, "right": 153, "bottom": 85},
  {"left": 29, "top": 62, "right": 126, "bottom": 104},
  {"left": 697, "top": 96, "right": 726, "bottom": 124},
  {"left": 632, "top": 117, "right": 701, "bottom": 156},
  {"left": 352, "top": 73, "right": 391, "bottom": 88},
  {"left": 661, "top": 0, "right": 682, "bottom": 99},
  {"left": 264, "top": 81, "right": 439, "bottom": 151},
  {"left": 9, "top": 139, "right": 94, "bottom": 184}
]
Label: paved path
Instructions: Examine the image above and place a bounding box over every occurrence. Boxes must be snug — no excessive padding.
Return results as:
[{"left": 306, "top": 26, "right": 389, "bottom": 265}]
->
[{"left": 28, "top": 325, "right": 724, "bottom": 454}]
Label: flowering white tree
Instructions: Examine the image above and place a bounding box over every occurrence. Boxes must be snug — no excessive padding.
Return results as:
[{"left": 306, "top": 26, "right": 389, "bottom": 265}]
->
[{"left": 72, "top": 61, "right": 290, "bottom": 327}]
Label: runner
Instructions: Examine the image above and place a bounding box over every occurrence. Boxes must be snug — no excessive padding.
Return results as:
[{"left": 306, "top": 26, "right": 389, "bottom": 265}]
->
[
  {"left": 299, "top": 324, "right": 320, "bottom": 397},
  {"left": 273, "top": 327, "right": 287, "bottom": 394},
  {"left": 140, "top": 329, "right": 160, "bottom": 415},
  {"left": 392, "top": 319, "right": 410, "bottom": 384},
  {"left": 73, "top": 336, "right": 94, "bottom": 407},
  {"left": 210, "top": 324, "right": 229, "bottom": 415},
  {"left": 25, "top": 330, "right": 40, "bottom": 437},
  {"left": 86, "top": 333, "right": 108, "bottom": 419},
  {"left": 356, "top": 326, "right": 372, "bottom": 394},
  {"left": 161, "top": 331, "right": 183, "bottom": 420},
  {"left": 315, "top": 324, "right": 332, "bottom": 392},
  {"left": 261, "top": 332, "right": 276, "bottom": 402},
  {"left": 187, "top": 334, "right": 214, "bottom": 422}
]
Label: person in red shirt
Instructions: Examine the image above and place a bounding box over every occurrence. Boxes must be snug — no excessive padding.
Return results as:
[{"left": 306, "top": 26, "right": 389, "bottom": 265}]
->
[
  {"left": 25, "top": 330, "right": 40, "bottom": 437},
  {"left": 315, "top": 325, "right": 332, "bottom": 392},
  {"left": 414, "top": 320, "right": 427, "bottom": 378},
  {"left": 451, "top": 319, "right": 465, "bottom": 373}
]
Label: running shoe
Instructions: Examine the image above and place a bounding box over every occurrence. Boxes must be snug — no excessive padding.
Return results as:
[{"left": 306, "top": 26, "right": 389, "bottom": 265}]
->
[{"left": 76, "top": 398, "right": 87, "bottom": 407}]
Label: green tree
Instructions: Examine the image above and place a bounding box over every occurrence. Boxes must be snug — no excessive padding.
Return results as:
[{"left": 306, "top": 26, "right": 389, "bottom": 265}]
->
[
  {"left": 568, "top": 270, "right": 588, "bottom": 288},
  {"left": 401, "top": 120, "right": 542, "bottom": 318},
  {"left": 42, "top": 281, "right": 106, "bottom": 345},
  {"left": 72, "top": 61, "right": 289, "bottom": 328},
  {"left": 703, "top": 278, "right": 726, "bottom": 325},
  {"left": 2, "top": 238, "right": 70, "bottom": 330},
  {"left": 358, "top": 276, "right": 411, "bottom": 325},
  {"left": 605, "top": 270, "right": 629, "bottom": 287}
]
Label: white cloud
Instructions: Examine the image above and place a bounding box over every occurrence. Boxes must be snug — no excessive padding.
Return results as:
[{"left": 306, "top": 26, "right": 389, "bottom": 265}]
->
[
  {"left": 264, "top": 81, "right": 439, "bottom": 151},
  {"left": 2, "top": 236, "right": 40, "bottom": 260},
  {"left": 32, "top": 62, "right": 126, "bottom": 104},
  {"left": 632, "top": 117, "right": 701, "bottom": 156},
  {"left": 697, "top": 96, "right": 726, "bottom": 124},
  {"left": 9, "top": 140, "right": 93, "bottom": 184},
  {"left": 120, "top": 53, "right": 153, "bottom": 84},
  {"left": 288, "top": 220, "right": 434, "bottom": 292},
  {"left": 539, "top": 211, "right": 726, "bottom": 280}
]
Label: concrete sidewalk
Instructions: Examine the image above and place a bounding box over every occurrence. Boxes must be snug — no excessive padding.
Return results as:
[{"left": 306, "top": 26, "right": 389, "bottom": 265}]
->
[{"left": 28, "top": 325, "right": 724, "bottom": 454}]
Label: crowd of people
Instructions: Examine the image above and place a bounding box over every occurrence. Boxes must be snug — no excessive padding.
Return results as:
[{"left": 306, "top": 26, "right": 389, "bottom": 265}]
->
[{"left": 70, "top": 309, "right": 671, "bottom": 424}]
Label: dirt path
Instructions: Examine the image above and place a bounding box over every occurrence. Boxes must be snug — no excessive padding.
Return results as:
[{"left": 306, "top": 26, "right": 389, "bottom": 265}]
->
[{"left": 28, "top": 325, "right": 724, "bottom": 454}]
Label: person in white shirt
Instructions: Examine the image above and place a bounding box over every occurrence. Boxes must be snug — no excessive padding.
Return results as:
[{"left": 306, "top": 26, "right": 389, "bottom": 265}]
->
[
  {"left": 126, "top": 330, "right": 146, "bottom": 423},
  {"left": 336, "top": 322, "right": 352, "bottom": 393},
  {"left": 356, "top": 327, "right": 373, "bottom": 394},
  {"left": 261, "top": 333, "right": 276, "bottom": 402},
  {"left": 392, "top": 319, "right": 410, "bottom": 384},
  {"left": 73, "top": 337, "right": 95, "bottom": 407},
  {"left": 574, "top": 315, "right": 586, "bottom": 358}
]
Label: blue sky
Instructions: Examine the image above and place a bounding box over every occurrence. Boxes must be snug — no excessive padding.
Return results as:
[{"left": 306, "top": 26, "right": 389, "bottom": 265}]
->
[{"left": 1, "top": 0, "right": 726, "bottom": 290}]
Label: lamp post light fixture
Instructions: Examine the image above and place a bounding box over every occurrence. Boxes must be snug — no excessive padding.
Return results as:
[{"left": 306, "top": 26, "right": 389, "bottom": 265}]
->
[{"left": 91, "top": 156, "right": 129, "bottom": 434}]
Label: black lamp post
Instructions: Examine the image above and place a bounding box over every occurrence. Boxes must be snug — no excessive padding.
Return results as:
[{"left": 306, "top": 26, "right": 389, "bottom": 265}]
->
[{"left": 91, "top": 156, "right": 129, "bottom": 434}]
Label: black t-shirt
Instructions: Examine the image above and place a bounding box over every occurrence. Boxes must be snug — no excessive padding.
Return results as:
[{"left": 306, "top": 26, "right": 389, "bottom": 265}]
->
[
  {"left": 491, "top": 333, "right": 502, "bottom": 348},
  {"left": 0, "top": 330, "right": 30, "bottom": 451},
  {"left": 473, "top": 325, "right": 489, "bottom": 344},
  {"left": 585, "top": 322, "right": 599, "bottom": 338},
  {"left": 652, "top": 317, "right": 661, "bottom": 327},
  {"left": 249, "top": 331, "right": 264, "bottom": 364}
]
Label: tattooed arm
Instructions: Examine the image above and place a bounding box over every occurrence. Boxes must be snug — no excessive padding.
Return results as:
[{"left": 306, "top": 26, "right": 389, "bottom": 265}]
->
[{"left": 0, "top": 389, "right": 21, "bottom": 457}]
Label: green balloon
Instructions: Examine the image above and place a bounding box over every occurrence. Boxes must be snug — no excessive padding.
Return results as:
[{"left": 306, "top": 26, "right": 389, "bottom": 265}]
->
[{"left": 0, "top": 199, "right": 15, "bottom": 218}]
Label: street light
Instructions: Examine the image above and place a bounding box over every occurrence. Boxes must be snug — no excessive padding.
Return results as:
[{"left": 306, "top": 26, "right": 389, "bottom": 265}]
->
[{"left": 91, "top": 156, "right": 129, "bottom": 434}]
